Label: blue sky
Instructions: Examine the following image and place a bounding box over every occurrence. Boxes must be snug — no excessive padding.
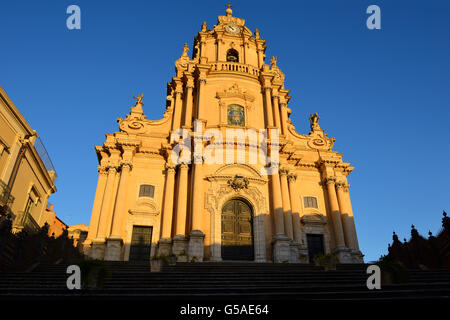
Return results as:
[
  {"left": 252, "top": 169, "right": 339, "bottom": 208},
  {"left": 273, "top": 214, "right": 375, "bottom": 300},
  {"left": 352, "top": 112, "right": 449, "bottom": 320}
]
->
[{"left": 1, "top": 0, "right": 449, "bottom": 262}]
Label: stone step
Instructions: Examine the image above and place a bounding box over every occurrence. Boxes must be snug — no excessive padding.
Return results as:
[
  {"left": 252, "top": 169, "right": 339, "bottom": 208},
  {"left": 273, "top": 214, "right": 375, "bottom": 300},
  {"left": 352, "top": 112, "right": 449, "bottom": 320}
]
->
[{"left": 1, "top": 284, "right": 449, "bottom": 301}]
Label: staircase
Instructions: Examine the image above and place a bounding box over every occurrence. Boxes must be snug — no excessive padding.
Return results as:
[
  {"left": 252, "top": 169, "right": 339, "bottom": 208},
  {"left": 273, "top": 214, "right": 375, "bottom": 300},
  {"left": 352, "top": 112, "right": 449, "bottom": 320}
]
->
[{"left": 0, "top": 262, "right": 449, "bottom": 300}]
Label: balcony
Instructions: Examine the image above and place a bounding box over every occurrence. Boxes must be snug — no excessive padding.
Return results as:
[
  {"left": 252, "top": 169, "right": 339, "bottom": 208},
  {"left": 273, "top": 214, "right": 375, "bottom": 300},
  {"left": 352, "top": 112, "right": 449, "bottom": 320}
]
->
[{"left": 210, "top": 61, "right": 261, "bottom": 78}]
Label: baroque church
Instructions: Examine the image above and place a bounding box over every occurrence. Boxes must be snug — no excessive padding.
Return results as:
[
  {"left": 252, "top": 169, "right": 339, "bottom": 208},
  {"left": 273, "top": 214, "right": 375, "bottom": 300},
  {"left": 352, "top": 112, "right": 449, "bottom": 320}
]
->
[{"left": 83, "top": 6, "right": 364, "bottom": 264}]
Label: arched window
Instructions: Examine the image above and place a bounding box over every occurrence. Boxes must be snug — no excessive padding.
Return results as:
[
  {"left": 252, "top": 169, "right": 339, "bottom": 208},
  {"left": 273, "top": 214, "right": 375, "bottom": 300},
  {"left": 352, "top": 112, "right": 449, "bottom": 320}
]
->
[
  {"left": 227, "top": 105, "right": 245, "bottom": 126},
  {"left": 226, "top": 49, "right": 239, "bottom": 62}
]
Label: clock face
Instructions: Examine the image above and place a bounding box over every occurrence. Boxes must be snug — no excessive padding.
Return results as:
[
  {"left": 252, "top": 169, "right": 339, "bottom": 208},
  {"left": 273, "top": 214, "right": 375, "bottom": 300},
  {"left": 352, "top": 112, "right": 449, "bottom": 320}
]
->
[{"left": 225, "top": 24, "right": 241, "bottom": 34}]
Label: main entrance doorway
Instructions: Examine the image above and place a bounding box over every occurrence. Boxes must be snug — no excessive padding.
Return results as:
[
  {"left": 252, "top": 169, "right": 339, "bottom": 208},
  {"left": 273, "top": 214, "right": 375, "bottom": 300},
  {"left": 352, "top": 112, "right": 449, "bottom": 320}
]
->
[
  {"left": 129, "top": 226, "right": 153, "bottom": 262},
  {"left": 221, "top": 199, "right": 254, "bottom": 261},
  {"left": 306, "top": 234, "right": 325, "bottom": 263}
]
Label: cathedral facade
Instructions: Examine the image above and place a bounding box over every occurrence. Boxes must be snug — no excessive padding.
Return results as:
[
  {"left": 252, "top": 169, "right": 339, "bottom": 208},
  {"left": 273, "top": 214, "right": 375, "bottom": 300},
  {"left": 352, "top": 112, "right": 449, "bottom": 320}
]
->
[{"left": 83, "top": 7, "right": 363, "bottom": 264}]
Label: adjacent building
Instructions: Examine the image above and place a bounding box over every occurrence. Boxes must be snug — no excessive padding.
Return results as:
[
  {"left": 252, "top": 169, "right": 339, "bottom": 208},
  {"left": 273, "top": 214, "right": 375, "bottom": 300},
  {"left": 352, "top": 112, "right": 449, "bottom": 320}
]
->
[
  {"left": 83, "top": 7, "right": 363, "bottom": 263},
  {"left": 0, "top": 86, "right": 58, "bottom": 233}
]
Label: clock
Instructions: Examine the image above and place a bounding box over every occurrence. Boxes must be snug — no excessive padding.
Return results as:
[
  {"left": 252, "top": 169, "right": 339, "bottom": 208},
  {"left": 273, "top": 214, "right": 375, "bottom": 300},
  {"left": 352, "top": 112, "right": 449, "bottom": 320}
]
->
[{"left": 225, "top": 24, "right": 241, "bottom": 34}]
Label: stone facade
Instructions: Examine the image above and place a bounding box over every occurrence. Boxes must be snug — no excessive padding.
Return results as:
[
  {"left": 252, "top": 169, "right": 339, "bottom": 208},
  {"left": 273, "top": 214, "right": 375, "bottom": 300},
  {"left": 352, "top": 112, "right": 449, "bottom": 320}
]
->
[{"left": 83, "top": 7, "right": 364, "bottom": 264}]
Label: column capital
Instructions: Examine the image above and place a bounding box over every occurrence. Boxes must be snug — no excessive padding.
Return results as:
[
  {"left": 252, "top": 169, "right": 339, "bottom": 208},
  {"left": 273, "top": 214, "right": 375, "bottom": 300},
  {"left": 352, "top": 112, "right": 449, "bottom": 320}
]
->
[
  {"left": 106, "top": 164, "right": 118, "bottom": 173},
  {"left": 120, "top": 160, "right": 133, "bottom": 171},
  {"left": 193, "top": 154, "right": 203, "bottom": 164},
  {"left": 97, "top": 165, "right": 108, "bottom": 176},
  {"left": 165, "top": 163, "right": 177, "bottom": 172},
  {"left": 335, "top": 181, "right": 346, "bottom": 189},
  {"left": 324, "top": 177, "right": 336, "bottom": 185},
  {"left": 287, "top": 173, "right": 297, "bottom": 183},
  {"left": 279, "top": 168, "right": 290, "bottom": 176},
  {"left": 179, "top": 162, "right": 189, "bottom": 170}
]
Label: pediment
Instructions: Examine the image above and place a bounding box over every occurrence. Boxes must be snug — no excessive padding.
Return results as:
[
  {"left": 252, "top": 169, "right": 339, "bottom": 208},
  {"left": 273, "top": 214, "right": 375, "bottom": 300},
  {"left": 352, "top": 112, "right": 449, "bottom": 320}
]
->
[
  {"left": 214, "top": 164, "right": 262, "bottom": 179},
  {"left": 301, "top": 213, "right": 327, "bottom": 225},
  {"left": 128, "top": 198, "right": 160, "bottom": 216}
]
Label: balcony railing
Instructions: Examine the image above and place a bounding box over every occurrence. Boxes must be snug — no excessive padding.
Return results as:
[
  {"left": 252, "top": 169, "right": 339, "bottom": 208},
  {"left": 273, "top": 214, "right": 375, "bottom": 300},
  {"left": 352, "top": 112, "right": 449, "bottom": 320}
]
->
[
  {"left": 210, "top": 62, "right": 261, "bottom": 77},
  {"left": 12, "top": 211, "right": 40, "bottom": 234},
  {"left": 34, "top": 137, "right": 56, "bottom": 173},
  {"left": 0, "top": 180, "right": 14, "bottom": 208}
]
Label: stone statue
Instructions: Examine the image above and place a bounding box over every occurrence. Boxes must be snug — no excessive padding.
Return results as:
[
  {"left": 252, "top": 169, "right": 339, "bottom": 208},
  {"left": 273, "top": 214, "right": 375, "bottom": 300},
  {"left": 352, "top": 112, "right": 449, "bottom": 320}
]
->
[
  {"left": 270, "top": 56, "right": 277, "bottom": 67},
  {"left": 201, "top": 21, "right": 207, "bottom": 32},
  {"left": 309, "top": 112, "right": 320, "bottom": 130},
  {"left": 133, "top": 94, "right": 144, "bottom": 106},
  {"left": 175, "top": 44, "right": 190, "bottom": 76}
]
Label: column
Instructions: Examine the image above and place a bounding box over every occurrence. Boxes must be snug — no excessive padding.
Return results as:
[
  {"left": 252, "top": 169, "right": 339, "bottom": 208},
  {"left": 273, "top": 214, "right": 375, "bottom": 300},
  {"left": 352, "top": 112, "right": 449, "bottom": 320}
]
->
[
  {"left": 86, "top": 166, "right": 108, "bottom": 241},
  {"left": 158, "top": 163, "right": 176, "bottom": 256},
  {"left": 264, "top": 86, "right": 274, "bottom": 127},
  {"left": 344, "top": 185, "right": 360, "bottom": 251},
  {"left": 272, "top": 93, "right": 281, "bottom": 130},
  {"left": 279, "top": 168, "right": 293, "bottom": 239},
  {"left": 92, "top": 165, "right": 117, "bottom": 259},
  {"left": 287, "top": 173, "right": 302, "bottom": 243},
  {"left": 279, "top": 101, "right": 289, "bottom": 136},
  {"left": 161, "top": 163, "right": 176, "bottom": 239},
  {"left": 173, "top": 163, "right": 189, "bottom": 261},
  {"left": 171, "top": 86, "right": 183, "bottom": 130},
  {"left": 270, "top": 169, "right": 285, "bottom": 236},
  {"left": 196, "top": 78, "right": 207, "bottom": 120},
  {"left": 188, "top": 153, "right": 205, "bottom": 261},
  {"left": 270, "top": 164, "right": 290, "bottom": 263},
  {"left": 96, "top": 165, "right": 118, "bottom": 240},
  {"left": 175, "top": 163, "right": 189, "bottom": 236},
  {"left": 324, "top": 177, "right": 346, "bottom": 248},
  {"left": 105, "top": 162, "right": 131, "bottom": 261},
  {"left": 336, "top": 181, "right": 356, "bottom": 250},
  {"left": 109, "top": 161, "right": 132, "bottom": 238},
  {"left": 183, "top": 78, "right": 194, "bottom": 127}
]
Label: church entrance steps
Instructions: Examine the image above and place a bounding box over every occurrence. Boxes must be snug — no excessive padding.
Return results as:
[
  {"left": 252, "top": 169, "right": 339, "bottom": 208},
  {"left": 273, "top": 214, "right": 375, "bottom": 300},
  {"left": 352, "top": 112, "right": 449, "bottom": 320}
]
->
[{"left": 0, "top": 263, "right": 450, "bottom": 300}]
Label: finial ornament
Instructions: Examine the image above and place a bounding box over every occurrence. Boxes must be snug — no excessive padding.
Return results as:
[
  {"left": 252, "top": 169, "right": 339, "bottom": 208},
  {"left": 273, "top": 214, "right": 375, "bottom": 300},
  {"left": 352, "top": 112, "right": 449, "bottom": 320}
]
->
[
  {"left": 201, "top": 21, "right": 207, "bottom": 32},
  {"left": 182, "top": 43, "right": 189, "bottom": 56},
  {"left": 226, "top": 3, "right": 233, "bottom": 16},
  {"left": 254, "top": 28, "right": 260, "bottom": 39}
]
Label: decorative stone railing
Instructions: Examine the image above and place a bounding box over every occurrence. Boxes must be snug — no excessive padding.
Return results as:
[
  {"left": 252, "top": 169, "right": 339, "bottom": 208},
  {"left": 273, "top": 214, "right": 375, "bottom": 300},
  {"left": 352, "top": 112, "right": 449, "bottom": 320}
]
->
[{"left": 210, "top": 62, "right": 261, "bottom": 77}]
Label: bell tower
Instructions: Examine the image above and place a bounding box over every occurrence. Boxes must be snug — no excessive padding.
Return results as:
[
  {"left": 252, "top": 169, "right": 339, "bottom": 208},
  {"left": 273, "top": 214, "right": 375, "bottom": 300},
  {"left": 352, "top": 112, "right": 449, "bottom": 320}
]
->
[{"left": 171, "top": 4, "right": 290, "bottom": 133}]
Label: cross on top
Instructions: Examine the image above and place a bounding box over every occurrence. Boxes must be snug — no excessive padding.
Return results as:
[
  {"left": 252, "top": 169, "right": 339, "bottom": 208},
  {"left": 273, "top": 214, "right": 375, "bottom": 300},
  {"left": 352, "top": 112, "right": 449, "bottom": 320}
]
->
[{"left": 226, "top": 3, "right": 232, "bottom": 9}]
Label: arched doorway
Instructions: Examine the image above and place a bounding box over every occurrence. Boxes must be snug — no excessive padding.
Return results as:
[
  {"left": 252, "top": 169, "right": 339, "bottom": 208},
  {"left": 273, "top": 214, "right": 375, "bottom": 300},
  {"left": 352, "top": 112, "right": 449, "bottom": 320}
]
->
[{"left": 221, "top": 198, "right": 254, "bottom": 260}]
